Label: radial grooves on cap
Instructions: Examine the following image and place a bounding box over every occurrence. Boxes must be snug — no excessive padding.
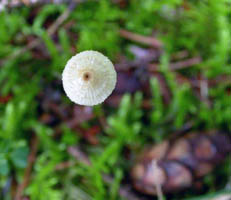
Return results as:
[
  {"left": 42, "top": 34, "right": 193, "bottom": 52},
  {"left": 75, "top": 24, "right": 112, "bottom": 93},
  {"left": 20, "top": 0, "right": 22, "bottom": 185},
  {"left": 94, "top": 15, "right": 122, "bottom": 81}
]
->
[{"left": 62, "top": 50, "right": 117, "bottom": 106}]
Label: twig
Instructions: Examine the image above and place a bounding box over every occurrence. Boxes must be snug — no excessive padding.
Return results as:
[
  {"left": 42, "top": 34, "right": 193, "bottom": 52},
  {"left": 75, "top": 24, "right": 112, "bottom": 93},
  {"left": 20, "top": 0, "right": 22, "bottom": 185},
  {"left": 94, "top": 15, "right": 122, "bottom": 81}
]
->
[
  {"left": 47, "top": 2, "right": 75, "bottom": 36},
  {"left": 55, "top": 161, "right": 73, "bottom": 170},
  {"left": 67, "top": 146, "right": 140, "bottom": 200},
  {"left": 0, "top": 0, "right": 84, "bottom": 11},
  {"left": 149, "top": 56, "right": 202, "bottom": 71},
  {"left": 170, "top": 56, "right": 202, "bottom": 70},
  {"left": 119, "top": 29, "right": 162, "bottom": 48},
  {"left": 209, "top": 75, "right": 231, "bottom": 86},
  {"left": 67, "top": 146, "right": 91, "bottom": 165},
  {"left": 153, "top": 72, "right": 172, "bottom": 104},
  {"left": 129, "top": 45, "right": 161, "bottom": 61},
  {"left": 171, "top": 50, "right": 189, "bottom": 60},
  {"left": 1, "top": 2, "right": 76, "bottom": 65},
  {"left": 14, "top": 135, "right": 39, "bottom": 200},
  {"left": 168, "top": 121, "right": 194, "bottom": 141}
]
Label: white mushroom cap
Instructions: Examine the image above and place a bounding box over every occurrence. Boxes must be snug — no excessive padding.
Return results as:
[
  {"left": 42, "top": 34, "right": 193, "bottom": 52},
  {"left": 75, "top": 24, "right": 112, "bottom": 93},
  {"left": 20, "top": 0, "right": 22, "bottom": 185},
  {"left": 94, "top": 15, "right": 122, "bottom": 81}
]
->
[{"left": 62, "top": 50, "right": 117, "bottom": 106}]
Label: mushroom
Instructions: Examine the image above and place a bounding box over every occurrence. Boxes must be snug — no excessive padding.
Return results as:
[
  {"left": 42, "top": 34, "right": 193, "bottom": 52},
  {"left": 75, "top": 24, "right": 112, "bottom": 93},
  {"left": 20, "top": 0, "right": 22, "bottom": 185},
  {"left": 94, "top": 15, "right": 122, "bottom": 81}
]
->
[{"left": 62, "top": 50, "right": 117, "bottom": 106}]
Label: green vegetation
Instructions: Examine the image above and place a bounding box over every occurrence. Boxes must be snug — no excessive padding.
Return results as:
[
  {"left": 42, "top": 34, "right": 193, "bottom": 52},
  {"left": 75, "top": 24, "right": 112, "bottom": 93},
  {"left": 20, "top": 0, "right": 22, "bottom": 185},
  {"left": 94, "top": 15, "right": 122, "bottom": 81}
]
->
[{"left": 0, "top": 0, "right": 231, "bottom": 199}]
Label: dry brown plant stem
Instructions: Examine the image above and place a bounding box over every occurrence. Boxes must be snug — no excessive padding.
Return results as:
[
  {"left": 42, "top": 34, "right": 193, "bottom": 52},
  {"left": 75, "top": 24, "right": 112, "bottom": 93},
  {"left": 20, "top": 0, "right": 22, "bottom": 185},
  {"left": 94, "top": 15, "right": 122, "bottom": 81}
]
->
[{"left": 14, "top": 135, "right": 39, "bottom": 200}]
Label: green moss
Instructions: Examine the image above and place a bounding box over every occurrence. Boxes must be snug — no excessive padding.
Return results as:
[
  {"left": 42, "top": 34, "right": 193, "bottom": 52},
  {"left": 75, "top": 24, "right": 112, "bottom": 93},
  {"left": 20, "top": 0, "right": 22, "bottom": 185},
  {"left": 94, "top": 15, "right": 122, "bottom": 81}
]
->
[{"left": 0, "top": 0, "right": 231, "bottom": 199}]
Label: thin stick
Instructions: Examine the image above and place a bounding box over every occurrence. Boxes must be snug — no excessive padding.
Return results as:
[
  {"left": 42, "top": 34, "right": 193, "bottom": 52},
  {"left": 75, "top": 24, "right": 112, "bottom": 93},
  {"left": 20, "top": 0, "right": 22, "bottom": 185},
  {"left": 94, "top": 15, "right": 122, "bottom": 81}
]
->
[
  {"left": 47, "top": 3, "right": 74, "bottom": 36},
  {"left": 119, "top": 29, "right": 162, "bottom": 48},
  {"left": 0, "top": 0, "right": 83, "bottom": 10},
  {"left": 14, "top": 135, "right": 39, "bottom": 200},
  {"left": 170, "top": 56, "right": 202, "bottom": 70},
  {"left": 171, "top": 50, "right": 189, "bottom": 60},
  {"left": 1, "top": 2, "right": 76, "bottom": 65},
  {"left": 149, "top": 56, "right": 202, "bottom": 72}
]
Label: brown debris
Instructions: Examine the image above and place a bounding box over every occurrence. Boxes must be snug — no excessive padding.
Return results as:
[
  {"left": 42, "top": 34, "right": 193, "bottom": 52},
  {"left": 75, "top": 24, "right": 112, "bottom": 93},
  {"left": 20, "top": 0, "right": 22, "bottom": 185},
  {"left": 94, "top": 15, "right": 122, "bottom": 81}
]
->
[
  {"left": 193, "top": 137, "right": 216, "bottom": 160},
  {"left": 171, "top": 50, "right": 189, "bottom": 61},
  {"left": 149, "top": 56, "right": 202, "bottom": 71},
  {"left": 140, "top": 141, "right": 169, "bottom": 162},
  {"left": 132, "top": 160, "right": 167, "bottom": 196},
  {"left": 167, "top": 139, "right": 191, "bottom": 160},
  {"left": 14, "top": 135, "right": 39, "bottom": 200},
  {"left": 105, "top": 71, "right": 146, "bottom": 107},
  {"left": 83, "top": 125, "right": 101, "bottom": 145},
  {"left": 163, "top": 161, "right": 192, "bottom": 191},
  {"left": 1, "top": 0, "right": 83, "bottom": 10},
  {"left": 131, "top": 131, "right": 231, "bottom": 195},
  {"left": 67, "top": 146, "right": 91, "bottom": 166},
  {"left": 170, "top": 57, "right": 202, "bottom": 70},
  {"left": 0, "top": 95, "right": 12, "bottom": 104},
  {"left": 55, "top": 161, "right": 73, "bottom": 170},
  {"left": 112, "top": 0, "right": 128, "bottom": 8},
  {"left": 67, "top": 105, "right": 94, "bottom": 127},
  {"left": 119, "top": 29, "right": 162, "bottom": 48},
  {"left": 1, "top": 2, "right": 76, "bottom": 65}
]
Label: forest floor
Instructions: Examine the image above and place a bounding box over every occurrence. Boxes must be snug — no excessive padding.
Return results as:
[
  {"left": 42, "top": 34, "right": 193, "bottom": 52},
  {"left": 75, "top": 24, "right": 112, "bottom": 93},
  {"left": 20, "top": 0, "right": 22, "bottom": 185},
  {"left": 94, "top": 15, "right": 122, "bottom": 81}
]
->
[{"left": 0, "top": 0, "right": 231, "bottom": 200}]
